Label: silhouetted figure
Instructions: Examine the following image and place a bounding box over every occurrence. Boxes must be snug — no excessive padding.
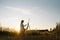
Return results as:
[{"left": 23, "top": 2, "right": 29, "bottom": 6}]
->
[
  {"left": 20, "top": 20, "right": 25, "bottom": 35},
  {"left": 20, "top": 20, "right": 29, "bottom": 36}
]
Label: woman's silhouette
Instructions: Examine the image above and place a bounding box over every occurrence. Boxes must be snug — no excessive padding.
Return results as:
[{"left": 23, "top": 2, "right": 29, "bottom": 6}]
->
[
  {"left": 20, "top": 20, "right": 29, "bottom": 36},
  {"left": 20, "top": 20, "right": 25, "bottom": 34}
]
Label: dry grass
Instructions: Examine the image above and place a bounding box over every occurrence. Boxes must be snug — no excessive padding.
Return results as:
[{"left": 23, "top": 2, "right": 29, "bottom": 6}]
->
[{"left": 0, "top": 30, "right": 60, "bottom": 40}]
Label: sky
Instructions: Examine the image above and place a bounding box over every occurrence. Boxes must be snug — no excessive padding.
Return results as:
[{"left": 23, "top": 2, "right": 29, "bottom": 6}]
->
[{"left": 0, "top": 0, "right": 60, "bottom": 31}]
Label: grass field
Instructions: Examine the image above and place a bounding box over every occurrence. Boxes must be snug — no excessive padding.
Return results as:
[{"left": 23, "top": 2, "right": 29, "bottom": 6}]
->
[{"left": 0, "top": 30, "right": 60, "bottom": 40}]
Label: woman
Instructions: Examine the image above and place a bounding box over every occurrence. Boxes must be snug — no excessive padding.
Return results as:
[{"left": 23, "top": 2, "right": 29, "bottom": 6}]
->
[
  {"left": 20, "top": 20, "right": 29, "bottom": 35},
  {"left": 20, "top": 20, "right": 25, "bottom": 35}
]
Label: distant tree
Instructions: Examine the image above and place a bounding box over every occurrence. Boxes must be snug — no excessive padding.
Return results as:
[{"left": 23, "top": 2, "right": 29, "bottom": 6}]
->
[
  {"left": 55, "top": 22, "right": 60, "bottom": 35},
  {"left": 50, "top": 28, "right": 52, "bottom": 31},
  {"left": 56, "top": 23, "right": 60, "bottom": 31}
]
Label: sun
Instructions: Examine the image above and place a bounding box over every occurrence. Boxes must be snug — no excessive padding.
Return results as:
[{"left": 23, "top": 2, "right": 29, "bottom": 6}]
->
[{"left": 15, "top": 26, "right": 20, "bottom": 33}]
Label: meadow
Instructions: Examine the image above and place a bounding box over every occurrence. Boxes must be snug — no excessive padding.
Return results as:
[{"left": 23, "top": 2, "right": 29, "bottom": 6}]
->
[{"left": 0, "top": 23, "right": 60, "bottom": 40}]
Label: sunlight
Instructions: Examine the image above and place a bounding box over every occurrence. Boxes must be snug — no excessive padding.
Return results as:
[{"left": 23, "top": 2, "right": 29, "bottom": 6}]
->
[{"left": 15, "top": 26, "right": 20, "bottom": 33}]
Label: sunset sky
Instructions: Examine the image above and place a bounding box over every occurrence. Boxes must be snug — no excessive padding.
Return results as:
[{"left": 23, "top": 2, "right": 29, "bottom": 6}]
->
[{"left": 0, "top": 0, "right": 60, "bottom": 31}]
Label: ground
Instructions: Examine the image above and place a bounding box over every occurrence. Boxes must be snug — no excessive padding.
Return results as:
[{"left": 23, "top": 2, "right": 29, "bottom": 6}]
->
[{"left": 0, "top": 30, "right": 60, "bottom": 40}]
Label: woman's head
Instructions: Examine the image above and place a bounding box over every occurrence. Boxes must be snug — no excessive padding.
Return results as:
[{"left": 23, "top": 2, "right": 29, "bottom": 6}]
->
[{"left": 21, "top": 20, "right": 24, "bottom": 23}]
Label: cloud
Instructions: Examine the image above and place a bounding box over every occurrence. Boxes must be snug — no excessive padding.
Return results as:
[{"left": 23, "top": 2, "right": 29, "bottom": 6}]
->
[{"left": 5, "top": 6, "right": 32, "bottom": 15}]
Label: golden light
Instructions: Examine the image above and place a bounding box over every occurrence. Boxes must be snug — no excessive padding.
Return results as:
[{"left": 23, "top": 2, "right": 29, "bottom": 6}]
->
[{"left": 14, "top": 26, "right": 20, "bottom": 34}]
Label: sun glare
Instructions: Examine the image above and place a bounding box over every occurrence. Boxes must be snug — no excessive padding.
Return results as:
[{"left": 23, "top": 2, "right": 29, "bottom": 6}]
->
[{"left": 15, "top": 26, "right": 20, "bottom": 33}]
